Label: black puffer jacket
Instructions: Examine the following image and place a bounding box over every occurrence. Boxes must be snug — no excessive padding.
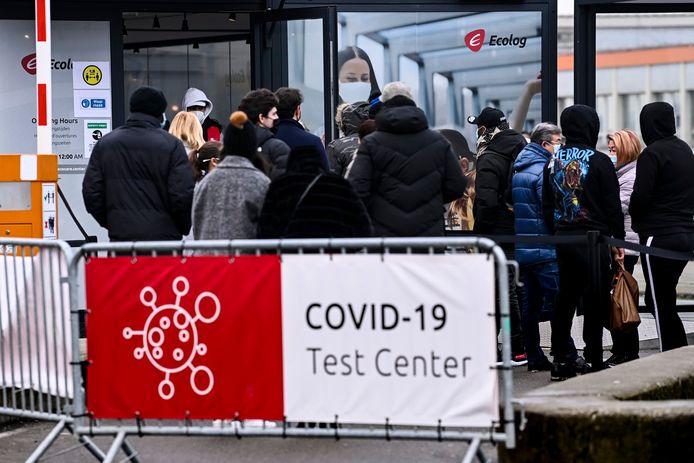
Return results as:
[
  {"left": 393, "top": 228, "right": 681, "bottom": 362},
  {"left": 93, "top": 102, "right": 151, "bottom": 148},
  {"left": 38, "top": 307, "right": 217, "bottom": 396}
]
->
[
  {"left": 255, "top": 125, "right": 290, "bottom": 179},
  {"left": 82, "top": 113, "right": 194, "bottom": 241},
  {"left": 349, "top": 98, "right": 467, "bottom": 236},
  {"left": 630, "top": 102, "right": 694, "bottom": 236},
  {"left": 257, "top": 146, "right": 372, "bottom": 239},
  {"left": 473, "top": 129, "right": 527, "bottom": 234},
  {"left": 327, "top": 102, "right": 369, "bottom": 177}
]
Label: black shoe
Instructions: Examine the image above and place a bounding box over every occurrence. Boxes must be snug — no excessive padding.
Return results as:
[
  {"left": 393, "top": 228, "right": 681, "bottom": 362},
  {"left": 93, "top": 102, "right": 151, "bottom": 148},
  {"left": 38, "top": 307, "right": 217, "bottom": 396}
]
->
[
  {"left": 570, "top": 356, "right": 591, "bottom": 375},
  {"left": 605, "top": 353, "right": 624, "bottom": 368},
  {"left": 527, "top": 357, "right": 552, "bottom": 372},
  {"left": 550, "top": 361, "right": 577, "bottom": 381}
]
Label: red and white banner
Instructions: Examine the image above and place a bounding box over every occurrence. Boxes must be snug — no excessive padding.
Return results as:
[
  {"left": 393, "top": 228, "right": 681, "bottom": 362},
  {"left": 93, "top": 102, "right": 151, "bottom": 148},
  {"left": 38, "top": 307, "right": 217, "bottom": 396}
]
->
[{"left": 86, "top": 254, "right": 497, "bottom": 427}]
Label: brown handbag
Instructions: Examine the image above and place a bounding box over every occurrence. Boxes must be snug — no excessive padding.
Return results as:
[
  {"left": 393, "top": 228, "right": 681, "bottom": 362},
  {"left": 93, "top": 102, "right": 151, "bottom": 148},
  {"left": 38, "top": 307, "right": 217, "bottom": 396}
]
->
[{"left": 610, "top": 262, "right": 641, "bottom": 332}]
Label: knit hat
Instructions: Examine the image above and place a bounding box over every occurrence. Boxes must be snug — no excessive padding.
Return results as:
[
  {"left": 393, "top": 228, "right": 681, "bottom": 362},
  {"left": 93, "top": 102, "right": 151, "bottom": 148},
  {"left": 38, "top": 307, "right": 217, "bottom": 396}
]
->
[
  {"left": 223, "top": 111, "right": 258, "bottom": 159},
  {"left": 130, "top": 87, "right": 167, "bottom": 119}
]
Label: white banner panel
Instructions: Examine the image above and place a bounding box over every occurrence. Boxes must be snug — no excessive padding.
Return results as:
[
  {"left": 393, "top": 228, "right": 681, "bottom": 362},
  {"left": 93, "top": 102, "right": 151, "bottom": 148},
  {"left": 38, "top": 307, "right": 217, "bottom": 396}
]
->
[{"left": 281, "top": 254, "right": 498, "bottom": 427}]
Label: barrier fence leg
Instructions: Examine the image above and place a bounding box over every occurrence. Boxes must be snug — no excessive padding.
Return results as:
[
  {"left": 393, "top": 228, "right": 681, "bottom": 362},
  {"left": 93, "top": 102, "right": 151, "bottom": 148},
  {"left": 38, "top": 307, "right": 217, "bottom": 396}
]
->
[
  {"left": 79, "top": 435, "right": 107, "bottom": 461},
  {"left": 121, "top": 438, "right": 141, "bottom": 463},
  {"left": 476, "top": 445, "right": 490, "bottom": 463},
  {"left": 103, "top": 431, "right": 127, "bottom": 463},
  {"left": 26, "top": 419, "right": 68, "bottom": 463},
  {"left": 460, "top": 437, "right": 482, "bottom": 463}
]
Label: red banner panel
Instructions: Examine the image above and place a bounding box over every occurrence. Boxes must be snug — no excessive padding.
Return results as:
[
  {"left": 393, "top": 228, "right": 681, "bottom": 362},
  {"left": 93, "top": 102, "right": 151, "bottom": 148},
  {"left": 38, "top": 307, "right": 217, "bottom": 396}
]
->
[{"left": 86, "top": 256, "right": 283, "bottom": 420}]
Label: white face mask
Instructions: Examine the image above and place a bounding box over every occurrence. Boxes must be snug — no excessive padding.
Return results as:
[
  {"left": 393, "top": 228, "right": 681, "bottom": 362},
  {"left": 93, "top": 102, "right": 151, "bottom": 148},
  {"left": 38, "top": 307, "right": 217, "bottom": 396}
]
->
[
  {"left": 339, "top": 82, "right": 371, "bottom": 104},
  {"left": 190, "top": 110, "right": 205, "bottom": 124},
  {"left": 160, "top": 113, "right": 167, "bottom": 129},
  {"left": 552, "top": 144, "right": 562, "bottom": 154}
]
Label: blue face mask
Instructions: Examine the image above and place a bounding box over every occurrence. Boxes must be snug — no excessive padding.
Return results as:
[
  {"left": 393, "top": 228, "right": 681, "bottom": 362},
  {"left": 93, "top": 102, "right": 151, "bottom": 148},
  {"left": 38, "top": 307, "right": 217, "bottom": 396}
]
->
[
  {"left": 608, "top": 154, "right": 618, "bottom": 165},
  {"left": 160, "top": 113, "right": 167, "bottom": 129}
]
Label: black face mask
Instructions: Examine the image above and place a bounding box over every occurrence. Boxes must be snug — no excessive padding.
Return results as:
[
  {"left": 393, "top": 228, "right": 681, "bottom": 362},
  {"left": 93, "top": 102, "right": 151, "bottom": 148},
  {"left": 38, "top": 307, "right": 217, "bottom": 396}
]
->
[{"left": 271, "top": 118, "right": 281, "bottom": 134}]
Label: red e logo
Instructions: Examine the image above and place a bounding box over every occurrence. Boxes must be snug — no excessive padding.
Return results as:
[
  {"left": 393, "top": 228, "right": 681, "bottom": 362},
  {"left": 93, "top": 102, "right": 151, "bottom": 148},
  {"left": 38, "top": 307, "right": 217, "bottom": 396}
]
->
[
  {"left": 465, "top": 29, "right": 486, "bottom": 53},
  {"left": 21, "top": 53, "right": 37, "bottom": 75}
]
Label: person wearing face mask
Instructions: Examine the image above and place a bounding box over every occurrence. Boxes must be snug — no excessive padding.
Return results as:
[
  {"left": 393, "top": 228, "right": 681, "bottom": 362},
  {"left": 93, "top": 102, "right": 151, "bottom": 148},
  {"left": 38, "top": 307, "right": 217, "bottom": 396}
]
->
[
  {"left": 82, "top": 86, "right": 194, "bottom": 241},
  {"left": 182, "top": 87, "right": 223, "bottom": 142},
  {"left": 605, "top": 129, "right": 642, "bottom": 366},
  {"left": 512, "top": 123, "right": 580, "bottom": 373},
  {"left": 338, "top": 46, "right": 380, "bottom": 104},
  {"left": 274, "top": 87, "right": 330, "bottom": 171},
  {"left": 468, "top": 107, "right": 528, "bottom": 367},
  {"left": 238, "top": 88, "right": 291, "bottom": 179}
]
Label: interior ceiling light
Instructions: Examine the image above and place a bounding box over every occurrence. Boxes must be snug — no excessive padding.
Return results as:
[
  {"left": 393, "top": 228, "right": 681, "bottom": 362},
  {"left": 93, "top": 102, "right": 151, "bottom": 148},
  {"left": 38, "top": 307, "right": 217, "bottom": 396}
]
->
[
  {"left": 181, "top": 13, "right": 189, "bottom": 32},
  {"left": 152, "top": 14, "right": 160, "bottom": 29},
  {"left": 122, "top": 19, "right": 128, "bottom": 36},
  {"left": 227, "top": 13, "right": 237, "bottom": 22}
]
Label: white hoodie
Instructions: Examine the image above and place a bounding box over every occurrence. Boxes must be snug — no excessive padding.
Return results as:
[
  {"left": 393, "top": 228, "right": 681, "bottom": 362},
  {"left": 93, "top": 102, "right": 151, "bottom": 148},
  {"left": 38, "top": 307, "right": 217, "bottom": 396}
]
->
[{"left": 182, "top": 88, "right": 213, "bottom": 121}]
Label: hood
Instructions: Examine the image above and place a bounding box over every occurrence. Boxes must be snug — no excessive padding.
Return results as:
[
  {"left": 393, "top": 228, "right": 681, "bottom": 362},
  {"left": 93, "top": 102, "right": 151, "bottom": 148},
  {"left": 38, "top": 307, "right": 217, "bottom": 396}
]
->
[
  {"left": 484, "top": 129, "right": 527, "bottom": 160},
  {"left": 560, "top": 104, "right": 600, "bottom": 147},
  {"left": 514, "top": 142, "right": 552, "bottom": 171},
  {"left": 285, "top": 145, "right": 328, "bottom": 175},
  {"left": 339, "top": 102, "right": 370, "bottom": 136},
  {"left": 182, "top": 88, "right": 213, "bottom": 119},
  {"left": 255, "top": 125, "right": 274, "bottom": 145},
  {"left": 375, "top": 104, "right": 428, "bottom": 134},
  {"left": 640, "top": 102, "right": 676, "bottom": 146}
]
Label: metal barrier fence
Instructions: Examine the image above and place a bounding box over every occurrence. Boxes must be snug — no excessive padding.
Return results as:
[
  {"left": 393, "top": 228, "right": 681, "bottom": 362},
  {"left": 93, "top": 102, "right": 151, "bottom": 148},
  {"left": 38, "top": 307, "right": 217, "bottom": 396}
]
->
[
  {"left": 0, "top": 238, "right": 96, "bottom": 462},
  {"left": 0, "top": 239, "right": 72, "bottom": 420},
  {"left": 59, "top": 237, "right": 514, "bottom": 463}
]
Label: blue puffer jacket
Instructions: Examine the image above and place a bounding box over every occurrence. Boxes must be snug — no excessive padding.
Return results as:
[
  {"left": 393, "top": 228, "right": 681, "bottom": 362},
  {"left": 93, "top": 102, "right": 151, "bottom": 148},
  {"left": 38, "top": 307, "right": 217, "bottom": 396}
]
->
[{"left": 512, "top": 142, "right": 556, "bottom": 266}]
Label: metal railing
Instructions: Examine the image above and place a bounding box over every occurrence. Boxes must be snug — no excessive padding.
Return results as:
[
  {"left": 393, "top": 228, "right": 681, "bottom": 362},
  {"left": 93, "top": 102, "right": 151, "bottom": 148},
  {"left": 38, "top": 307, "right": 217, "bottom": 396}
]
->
[{"left": 64, "top": 237, "right": 513, "bottom": 463}]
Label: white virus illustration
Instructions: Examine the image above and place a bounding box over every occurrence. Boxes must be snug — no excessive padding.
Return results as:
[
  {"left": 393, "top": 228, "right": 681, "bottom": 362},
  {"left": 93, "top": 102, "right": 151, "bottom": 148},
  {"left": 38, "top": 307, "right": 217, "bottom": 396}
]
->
[{"left": 123, "top": 276, "right": 220, "bottom": 400}]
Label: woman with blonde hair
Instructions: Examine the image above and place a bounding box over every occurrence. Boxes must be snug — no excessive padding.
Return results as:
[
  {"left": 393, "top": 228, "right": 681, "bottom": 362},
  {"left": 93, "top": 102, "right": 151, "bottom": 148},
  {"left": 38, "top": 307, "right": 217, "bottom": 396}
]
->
[
  {"left": 606, "top": 129, "right": 642, "bottom": 366},
  {"left": 169, "top": 111, "right": 205, "bottom": 157}
]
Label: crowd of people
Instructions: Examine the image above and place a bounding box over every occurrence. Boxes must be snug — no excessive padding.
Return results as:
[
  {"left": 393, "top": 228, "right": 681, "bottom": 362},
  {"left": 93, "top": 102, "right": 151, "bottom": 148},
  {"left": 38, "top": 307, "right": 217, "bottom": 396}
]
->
[{"left": 82, "top": 74, "right": 694, "bottom": 381}]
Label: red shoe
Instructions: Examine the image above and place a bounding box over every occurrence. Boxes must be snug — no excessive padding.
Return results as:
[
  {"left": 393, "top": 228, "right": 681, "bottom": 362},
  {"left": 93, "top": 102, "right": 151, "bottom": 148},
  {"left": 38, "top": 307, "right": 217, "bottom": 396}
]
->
[{"left": 511, "top": 353, "right": 528, "bottom": 367}]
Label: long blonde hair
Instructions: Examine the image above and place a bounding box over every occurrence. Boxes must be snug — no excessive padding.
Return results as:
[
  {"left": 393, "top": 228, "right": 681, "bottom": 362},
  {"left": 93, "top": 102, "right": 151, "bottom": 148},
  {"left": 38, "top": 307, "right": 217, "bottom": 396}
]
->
[
  {"left": 607, "top": 129, "right": 641, "bottom": 167},
  {"left": 169, "top": 111, "right": 205, "bottom": 152}
]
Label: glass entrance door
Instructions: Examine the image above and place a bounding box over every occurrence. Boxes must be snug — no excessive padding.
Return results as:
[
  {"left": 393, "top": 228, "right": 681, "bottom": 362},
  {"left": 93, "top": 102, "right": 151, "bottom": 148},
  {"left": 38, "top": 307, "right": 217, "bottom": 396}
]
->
[{"left": 251, "top": 7, "right": 337, "bottom": 143}]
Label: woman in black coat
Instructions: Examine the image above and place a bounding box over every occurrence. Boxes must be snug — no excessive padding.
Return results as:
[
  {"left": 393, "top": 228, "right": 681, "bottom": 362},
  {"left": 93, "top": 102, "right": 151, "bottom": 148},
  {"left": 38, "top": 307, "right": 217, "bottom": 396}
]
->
[{"left": 258, "top": 146, "right": 373, "bottom": 239}]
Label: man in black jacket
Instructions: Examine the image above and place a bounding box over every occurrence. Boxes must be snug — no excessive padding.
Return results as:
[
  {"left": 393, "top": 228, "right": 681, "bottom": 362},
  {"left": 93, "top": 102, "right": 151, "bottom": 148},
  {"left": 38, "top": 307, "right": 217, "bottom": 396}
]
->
[
  {"left": 238, "top": 89, "right": 291, "bottom": 179},
  {"left": 630, "top": 102, "right": 694, "bottom": 351},
  {"left": 82, "top": 87, "right": 194, "bottom": 241},
  {"left": 349, "top": 82, "right": 466, "bottom": 236},
  {"left": 542, "top": 104, "right": 625, "bottom": 379},
  {"left": 468, "top": 107, "right": 527, "bottom": 365}
]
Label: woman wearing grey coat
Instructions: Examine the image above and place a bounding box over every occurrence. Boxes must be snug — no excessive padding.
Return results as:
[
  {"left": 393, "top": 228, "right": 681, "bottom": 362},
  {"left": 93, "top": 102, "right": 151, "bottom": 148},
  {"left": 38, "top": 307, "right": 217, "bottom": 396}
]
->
[{"left": 192, "top": 111, "right": 270, "bottom": 240}]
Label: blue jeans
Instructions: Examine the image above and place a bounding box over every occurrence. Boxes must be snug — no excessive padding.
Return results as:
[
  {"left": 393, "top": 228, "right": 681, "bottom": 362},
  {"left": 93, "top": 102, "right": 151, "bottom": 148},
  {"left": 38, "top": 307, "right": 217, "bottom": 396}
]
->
[{"left": 521, "top": 261, "right": 578, "bottom": 363}]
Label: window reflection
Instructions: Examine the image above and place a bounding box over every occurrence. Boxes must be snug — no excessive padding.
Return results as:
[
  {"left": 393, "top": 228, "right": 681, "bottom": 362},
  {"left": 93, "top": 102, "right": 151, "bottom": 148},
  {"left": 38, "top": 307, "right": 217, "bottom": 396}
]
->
[{"left": 338, "top": 11, "right": 543, "bottom": 150}]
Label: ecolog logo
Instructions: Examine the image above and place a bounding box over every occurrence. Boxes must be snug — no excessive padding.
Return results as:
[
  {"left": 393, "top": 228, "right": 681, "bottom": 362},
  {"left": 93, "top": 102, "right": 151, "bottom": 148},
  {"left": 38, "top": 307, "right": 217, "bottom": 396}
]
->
[
  {"left": 21, "top": 53, "right": 73, "bottom": 75},
  {"left": 464, "top": 28, "right": 528, "bottom": 53}
]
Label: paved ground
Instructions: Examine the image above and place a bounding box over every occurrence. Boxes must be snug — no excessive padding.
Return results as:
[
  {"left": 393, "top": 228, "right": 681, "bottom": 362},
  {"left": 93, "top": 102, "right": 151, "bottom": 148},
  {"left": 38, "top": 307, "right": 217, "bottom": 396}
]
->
[
  {"left": 2, "top": 277, "right": 692, "bottom": 462},
  {"left": 1, "top": 333, "right": 681, "bottom": 463}
]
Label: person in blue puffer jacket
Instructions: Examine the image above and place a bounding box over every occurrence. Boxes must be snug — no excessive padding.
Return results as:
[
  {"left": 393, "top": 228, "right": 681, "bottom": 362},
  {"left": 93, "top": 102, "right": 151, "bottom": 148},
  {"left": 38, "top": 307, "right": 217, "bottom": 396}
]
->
[{"left": 512, "top": 123, "right": 578, "bottom": 372}]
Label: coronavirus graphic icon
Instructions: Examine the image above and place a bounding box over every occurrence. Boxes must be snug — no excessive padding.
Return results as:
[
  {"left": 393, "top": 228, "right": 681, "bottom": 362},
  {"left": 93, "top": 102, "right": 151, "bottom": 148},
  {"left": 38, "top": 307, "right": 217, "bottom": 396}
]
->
[{"left": 123, "top": 276, "right": 220, "bottom": 400}]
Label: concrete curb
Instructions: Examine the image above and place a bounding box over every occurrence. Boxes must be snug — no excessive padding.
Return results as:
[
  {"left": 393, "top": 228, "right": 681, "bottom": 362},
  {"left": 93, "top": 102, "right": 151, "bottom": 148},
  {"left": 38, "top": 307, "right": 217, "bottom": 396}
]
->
[{"left": 503, "top": 346, "right": 694, "bottom": 462}]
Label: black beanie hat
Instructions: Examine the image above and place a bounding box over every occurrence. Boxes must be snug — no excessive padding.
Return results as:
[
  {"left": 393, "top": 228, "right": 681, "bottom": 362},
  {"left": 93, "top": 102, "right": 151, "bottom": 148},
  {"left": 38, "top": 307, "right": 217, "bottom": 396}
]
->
[
  {"left": 223, "top": 111, "right": 258, "bottom": 160},
  {"left": 130, "top": 86, "right": 167, "bottom": 119}
]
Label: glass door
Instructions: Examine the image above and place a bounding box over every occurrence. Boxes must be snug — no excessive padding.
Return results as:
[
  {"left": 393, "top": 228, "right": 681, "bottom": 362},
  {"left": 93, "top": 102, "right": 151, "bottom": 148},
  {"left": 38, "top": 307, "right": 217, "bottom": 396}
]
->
[{"left": 251, "top": 7, "right": 337, "bottom": 143}]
